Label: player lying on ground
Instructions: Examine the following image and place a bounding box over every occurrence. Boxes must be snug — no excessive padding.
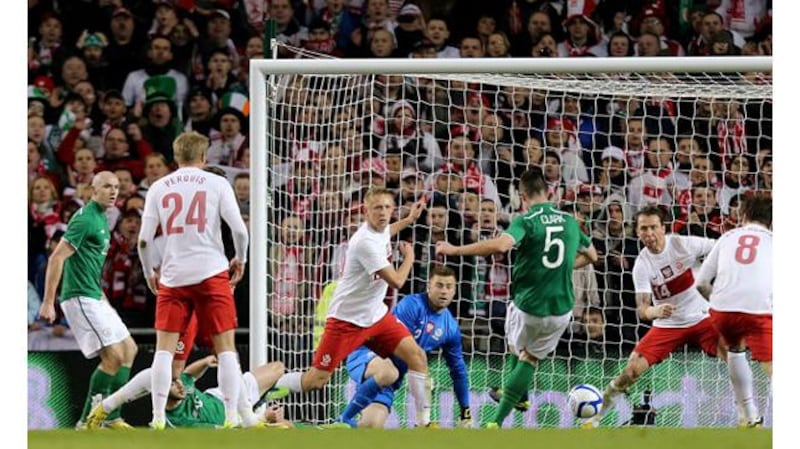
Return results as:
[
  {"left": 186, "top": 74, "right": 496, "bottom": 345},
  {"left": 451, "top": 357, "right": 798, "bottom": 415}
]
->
[
  {"left": 583, "top": 206, "right": 729, "bottom": 428},
  {"left": 337, "top": 265, "right": 472, "bottom": 428},
  {"left": 696, "top": 193, "right": 772, "bottom": 427},
  {"left": 86, "top": 355, "right": 290, "bottom": 428},
  {"left": 273, "top": 189, "right": 435, "bottom": 427},
  {"left": 436, "top": 169, "right": 598, "bottom": 428}
]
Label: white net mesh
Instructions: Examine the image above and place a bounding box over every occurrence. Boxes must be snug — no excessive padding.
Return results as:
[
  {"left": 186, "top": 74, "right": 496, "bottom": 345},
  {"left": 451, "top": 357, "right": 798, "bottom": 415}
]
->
[{"left": 262, "top": 45, "right": 772, "bottom": 427}]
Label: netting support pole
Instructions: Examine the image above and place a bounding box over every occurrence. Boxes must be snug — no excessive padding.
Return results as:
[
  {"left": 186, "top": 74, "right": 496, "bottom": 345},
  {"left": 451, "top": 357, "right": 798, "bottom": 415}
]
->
[{"left": 249, "top": 64, "right": 268, "bottom": 369}]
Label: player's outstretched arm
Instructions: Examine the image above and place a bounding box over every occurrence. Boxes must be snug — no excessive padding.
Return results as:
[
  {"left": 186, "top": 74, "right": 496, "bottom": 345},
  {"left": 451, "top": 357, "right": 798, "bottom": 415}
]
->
[
  {"left": 435, "top": 233, "right": 515, "bottom": 257},
  {"left": 390, "top": 198, "right": 426, "bottom": 237}
]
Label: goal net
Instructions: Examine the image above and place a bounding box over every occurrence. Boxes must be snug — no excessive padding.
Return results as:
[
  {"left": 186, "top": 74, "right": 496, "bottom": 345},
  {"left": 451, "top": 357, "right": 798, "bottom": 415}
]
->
[{"left": 251, "top": 47, "right": 772, "bottom": 428}]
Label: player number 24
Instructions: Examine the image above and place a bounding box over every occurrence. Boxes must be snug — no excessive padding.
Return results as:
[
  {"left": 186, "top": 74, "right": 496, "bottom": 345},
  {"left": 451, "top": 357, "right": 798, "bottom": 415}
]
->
[
  {"left": 162, "top": 191, "right": 207, "bottom": 235},
  {"left": 543, "top": 225, "right": 565, "bottom": 268}
]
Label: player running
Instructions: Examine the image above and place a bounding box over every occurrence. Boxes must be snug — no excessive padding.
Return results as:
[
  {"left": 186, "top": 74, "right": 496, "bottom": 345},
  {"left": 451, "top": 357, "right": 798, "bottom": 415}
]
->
[
  {"left": 697, "top": 193, "right": 772, "bottom": 427},
  {"left": 583, "top": 206, "right": 723, "bottom": 428},
  {"left": 436, "top": 168, "right": 598, "bottom": 428}
]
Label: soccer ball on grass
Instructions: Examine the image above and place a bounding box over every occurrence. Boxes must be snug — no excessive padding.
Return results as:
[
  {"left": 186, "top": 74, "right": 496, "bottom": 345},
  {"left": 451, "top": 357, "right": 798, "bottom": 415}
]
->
[{"left": 568, "top": 384, "right": 603, "bottom": 418}]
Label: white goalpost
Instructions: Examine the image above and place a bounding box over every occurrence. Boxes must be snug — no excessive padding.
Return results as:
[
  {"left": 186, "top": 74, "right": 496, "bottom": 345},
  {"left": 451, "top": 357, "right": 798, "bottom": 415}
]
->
[{"left": 249, "top": 55, "right": 772, "bottom": 427}]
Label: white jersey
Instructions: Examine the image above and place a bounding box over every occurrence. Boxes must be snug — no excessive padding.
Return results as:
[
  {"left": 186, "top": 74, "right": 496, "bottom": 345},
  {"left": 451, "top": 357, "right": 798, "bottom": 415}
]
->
[
  {"left": 326, "top": 222, "right": 392, "bottom": 327},
  {"left": 141, "top": 167, "right": 248, "bottom": 287},
  {"left": 697, "top": 223, "right": 772, "bottom": 314},
  {"left": 633, "top": 234, "right": 716, "bottom": 328}
]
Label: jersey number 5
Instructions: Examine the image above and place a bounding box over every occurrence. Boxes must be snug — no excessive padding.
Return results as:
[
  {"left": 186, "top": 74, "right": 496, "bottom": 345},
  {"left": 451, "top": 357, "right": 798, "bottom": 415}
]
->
[
  {"left": 542, "top": 225, "right": 565, "bottom": 268},
  {"left": 734, "top": 234, "right": 760, "bottom": 265},
  {"left": 162, "top": 191, "right": 208, "bottom": 235}
]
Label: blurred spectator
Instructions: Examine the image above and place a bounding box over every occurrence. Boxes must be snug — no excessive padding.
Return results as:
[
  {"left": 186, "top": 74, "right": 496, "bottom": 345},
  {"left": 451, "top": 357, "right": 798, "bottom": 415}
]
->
[
  {"left": 76, "top": 30, "right": 111, "bottom": 92},
  {"left": 458, "top": 35, "right": 484, "bottom": 58},
  {"left": 204, "top": 47, "right": 243, "bottom": 102},
  {"left": 379, "top": 100, "right": 441, "bottom": 172},
  {"left": 96, "top": 127, "right": 151, "bottom": 181},
  {"left": 192, "top": 9, "right": 240, "bottom": 82},
  {"left": 394, "top": 3, "right": 426, "bottom": 57},
  {"left": 426, "top": 16, "right": 459, "bottom": 58},
  {"left": 636, "top": 32, "right": 663, "bottom": 57},
  {"left": 183, "top": 86, "right": 215, "bottom": 136},
  {"left": 304, "top": 18, "right": 343, "bottom": 57},
  {"left": 558, "top": 6, "right": 606, "bottom": 57},
  {"left": 138, "top": 153, "right": 172, "bottom": 195},
  {"left": 543, "top": 117, "right": 590, "bottom": 185},
  {"left": 715, "top": 0, "right": 769, "bottom": 40},
  {"left": 273, "top": 0, "right": 309, "bottom": 57},
  {"left": 639, "top": 8, "right": 685, "bottom": 56},
  {"left": 606, "top": 31, "right": 635, "bottom": 57},
  {"left": 29, "top": 176, "right": 63, "bottom": 244},
  {"left": 140, "top": 76, "right": 182, "bottom": 160},
  {"left": 105, "top": 7, "right": 145, "bottom": 92},
  {"left": 530, "top": 32, "right": 558, "bottom": 57},
  {"left": 594, "top": 146, "right": 628, "bottom": 197},
  {"left": 102, "top": 209, "right": 152, "bottom": 328},
  {"left": 486, "top": 31, "right": 512, "bottom": 58},
  {"left": 99, "top": 90, "right": 129, "bottom": 138},
  {"left": 122, "top": 36, "right": 189, "bottom": 119},
  {"left": 718, "top": 153, "right": 755, "bottom": 215},
  {"left": 316, "top": 0, "right": 360, "bottom": 55},
  {"left": 270, "top": 214, "right": 313, "bottom": 320},
  {"left": 368, "top": 28, "right": 397, "bottom": 57},
  {"left": 678, "top": 183, "right": 723, "bottom": 238},
  {"left": 471, "top": 198, "right": 511, "bottom": 328},
  {"left": 29, "top": 12, "right": 66, "bottom": 78},
  {"left": 626, "top": 137, "right": 678, "bottom": 215}
]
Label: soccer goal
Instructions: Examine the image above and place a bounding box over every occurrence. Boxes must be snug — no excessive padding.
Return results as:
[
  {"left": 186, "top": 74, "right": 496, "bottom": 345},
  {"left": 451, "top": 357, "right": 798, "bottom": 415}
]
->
[{"left": 248, "top": 50, "right": 772, "bottom": 427}]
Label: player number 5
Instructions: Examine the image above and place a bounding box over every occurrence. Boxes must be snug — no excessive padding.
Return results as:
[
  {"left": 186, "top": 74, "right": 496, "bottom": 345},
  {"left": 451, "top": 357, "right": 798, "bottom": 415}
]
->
[{"left": 542, "top": 225, "right": 565, "bottom": 268}]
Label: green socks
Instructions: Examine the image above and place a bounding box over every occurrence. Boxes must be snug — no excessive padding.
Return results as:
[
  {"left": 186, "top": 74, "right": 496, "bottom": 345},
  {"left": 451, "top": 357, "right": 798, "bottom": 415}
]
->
[
  {"left": 106, "top": 366, "right": 131, "bottom": 421},
  {"left": 80, "top": 368, "right": 115, "bottom": 422},
  {"left": 493, "top": 361, "right": 535, "bottom": 425}
]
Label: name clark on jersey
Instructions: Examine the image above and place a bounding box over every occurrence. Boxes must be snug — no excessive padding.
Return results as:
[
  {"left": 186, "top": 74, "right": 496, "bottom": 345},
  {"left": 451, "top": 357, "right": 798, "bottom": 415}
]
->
[{"left": 164, "top": 174, "right": 207, "bottom": 187}]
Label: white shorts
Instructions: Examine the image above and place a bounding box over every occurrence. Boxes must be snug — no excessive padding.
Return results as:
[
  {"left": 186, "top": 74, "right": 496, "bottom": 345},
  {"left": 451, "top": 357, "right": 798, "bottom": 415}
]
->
[
  {"left": 505, "top": 302, "right": 571, "bottom": 360},
  {"left": 206, "top": 372, "right": 259, "bottom": 404},
  {"left": 60, "top": 296, "right": 131, "bottom": 359}
]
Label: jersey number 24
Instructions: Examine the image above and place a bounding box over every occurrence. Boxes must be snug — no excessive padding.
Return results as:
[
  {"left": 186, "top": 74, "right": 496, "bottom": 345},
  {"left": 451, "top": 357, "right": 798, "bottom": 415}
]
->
[{"left": 162, "top": 191, "right": 208, "bottom": 235}]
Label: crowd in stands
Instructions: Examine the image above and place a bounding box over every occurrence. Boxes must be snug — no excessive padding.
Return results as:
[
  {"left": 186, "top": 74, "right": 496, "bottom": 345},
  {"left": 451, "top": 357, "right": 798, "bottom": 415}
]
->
[{"left": 27, "top": 0, "right": 773, "bottom": 360}]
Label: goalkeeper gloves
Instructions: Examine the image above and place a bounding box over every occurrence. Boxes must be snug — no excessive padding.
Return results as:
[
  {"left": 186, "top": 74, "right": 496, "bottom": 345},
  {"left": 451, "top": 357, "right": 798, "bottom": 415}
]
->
[{"left": 457, "top": 407, "right": 473, "bottom": 428}]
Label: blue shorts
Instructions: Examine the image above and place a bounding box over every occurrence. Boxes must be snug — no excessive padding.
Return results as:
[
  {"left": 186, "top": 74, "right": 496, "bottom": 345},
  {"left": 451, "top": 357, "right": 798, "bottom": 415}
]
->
[{"left": 346, "top": 346, "right": 405, "bottom": 411}]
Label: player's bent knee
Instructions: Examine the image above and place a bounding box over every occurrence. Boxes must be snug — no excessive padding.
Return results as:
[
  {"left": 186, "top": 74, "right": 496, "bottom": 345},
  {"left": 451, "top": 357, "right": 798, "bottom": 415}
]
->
[
  {"left": 100, "top": 346, "right": 125, "bottom": 370},
  {"left": 373, "top": 361, "right": 399, "bottom": 386},
  {"left": 304, "top": 369, "right": 332, "bottom": 390},
  {"left": 268, "top": 361, "right": 286, "bottom": 375}
]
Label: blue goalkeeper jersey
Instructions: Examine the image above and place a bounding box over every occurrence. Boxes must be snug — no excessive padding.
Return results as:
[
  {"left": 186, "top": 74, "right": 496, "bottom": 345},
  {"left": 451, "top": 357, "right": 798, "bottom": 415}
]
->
[{"left": 346, "top": 292, "right": 470, "bottom": 410}]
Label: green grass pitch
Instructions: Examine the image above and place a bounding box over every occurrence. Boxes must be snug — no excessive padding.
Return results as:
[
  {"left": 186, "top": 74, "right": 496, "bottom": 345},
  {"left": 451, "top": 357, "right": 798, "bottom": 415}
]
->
[{"left": 28, "top": 428, "right": 771, "bottom": 449}]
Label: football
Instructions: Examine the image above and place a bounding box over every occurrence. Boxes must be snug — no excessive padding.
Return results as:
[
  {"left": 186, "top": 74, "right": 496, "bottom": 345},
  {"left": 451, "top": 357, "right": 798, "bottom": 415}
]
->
[{"left": 568, "top": 384, "right": 604, "bottom": 418}]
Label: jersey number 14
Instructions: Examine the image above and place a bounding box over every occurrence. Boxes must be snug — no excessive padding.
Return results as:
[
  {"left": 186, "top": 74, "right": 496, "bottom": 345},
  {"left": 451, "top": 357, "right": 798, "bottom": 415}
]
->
[{"left": 162, "top": 191, "right": 208, "bottom": 235}]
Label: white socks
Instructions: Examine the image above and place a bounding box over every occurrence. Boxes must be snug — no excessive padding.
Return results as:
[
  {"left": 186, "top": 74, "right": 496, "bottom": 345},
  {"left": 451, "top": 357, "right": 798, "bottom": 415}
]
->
[
  {"left": 151, "top": 351, "right": 173, "bottom": 425},
  {"left": 237, "top": 374, "right": 261, "bottom": 427},
  {"left": 275, "top": 371, "right": 303, "bottom": 393},
  {"left": 217, "top": 351, "right": 242, "bottom": 425},
  {"left": 728, "top": 351, "right": 759, "bottom": 422},
  {"left": 105, "top": 368, "right": 153, "bottom": 412},
  {"left": 407, "top": 370, "right": 430, "bottom": 426}
]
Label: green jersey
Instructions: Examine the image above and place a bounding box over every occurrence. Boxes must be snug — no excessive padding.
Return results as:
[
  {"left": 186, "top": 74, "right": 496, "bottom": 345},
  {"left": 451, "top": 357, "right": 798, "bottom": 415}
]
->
[
  {"left": 60, "top": 201, "right": 110, "bottom": 301},
  {"left": 166, "top": 373, "right": 226, "bottom": 428},
  {"left": 503, "top": 203, "right": 591, "bottom": 317}
]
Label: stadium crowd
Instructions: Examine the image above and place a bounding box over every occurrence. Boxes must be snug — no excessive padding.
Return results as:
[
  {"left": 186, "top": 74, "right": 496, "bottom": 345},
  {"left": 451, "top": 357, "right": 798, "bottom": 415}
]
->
[{"left": 27, "top": 0, "right": 773, "bottom": 362}]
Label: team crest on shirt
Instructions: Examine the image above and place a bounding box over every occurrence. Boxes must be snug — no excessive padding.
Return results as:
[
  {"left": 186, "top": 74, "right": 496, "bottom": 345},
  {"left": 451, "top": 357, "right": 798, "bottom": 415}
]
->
[
  {"left": 676, "top": 261, "right": 684, "bottom": 270},
  {"left": 660, "top": 266, "right": 674, "bottom": 278},
  {"left": 425, "top": 321, "right": 435, "bottom": 334}
]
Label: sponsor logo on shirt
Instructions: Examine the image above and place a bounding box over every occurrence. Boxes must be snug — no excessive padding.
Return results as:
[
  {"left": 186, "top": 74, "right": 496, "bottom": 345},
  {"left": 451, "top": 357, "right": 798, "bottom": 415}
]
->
[
  {"left": 660, "top": 266, "right": 674, "bottom": 278},
  {"left": 320, "top": 354, "right": 331, "bottom": 367}
]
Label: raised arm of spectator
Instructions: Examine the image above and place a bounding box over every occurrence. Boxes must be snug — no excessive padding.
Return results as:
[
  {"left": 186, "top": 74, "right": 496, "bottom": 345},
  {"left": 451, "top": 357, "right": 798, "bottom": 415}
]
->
[{"left": 390, "top": 198, "right": 426, "bottom": 237}]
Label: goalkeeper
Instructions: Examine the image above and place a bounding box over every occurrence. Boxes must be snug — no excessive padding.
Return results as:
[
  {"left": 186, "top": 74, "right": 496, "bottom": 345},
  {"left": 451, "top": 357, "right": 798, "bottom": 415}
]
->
[{"left": 338, "top": 265, "right": 472, "bottom": 428}]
